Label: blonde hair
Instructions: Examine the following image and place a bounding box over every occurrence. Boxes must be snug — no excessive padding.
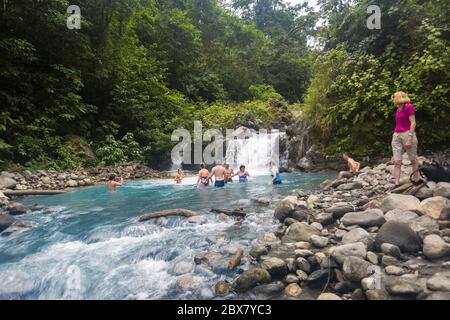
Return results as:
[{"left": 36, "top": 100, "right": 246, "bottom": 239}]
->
[{"left": 391, "top": 91, "right": 411, "bottom": 105}]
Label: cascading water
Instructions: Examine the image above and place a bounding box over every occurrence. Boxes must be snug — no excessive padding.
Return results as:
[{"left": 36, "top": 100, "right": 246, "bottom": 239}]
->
[{"left": 225, "top": 130, "right": 284, "bottom": 175}]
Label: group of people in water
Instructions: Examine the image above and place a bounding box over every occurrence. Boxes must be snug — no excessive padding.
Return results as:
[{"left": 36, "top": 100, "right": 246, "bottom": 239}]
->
[
  {"left": 174, "top": 160, "right": 282, "bottom": 188},
  {"left": 109, "top": 91, "right": 419, "bottom": 192}
]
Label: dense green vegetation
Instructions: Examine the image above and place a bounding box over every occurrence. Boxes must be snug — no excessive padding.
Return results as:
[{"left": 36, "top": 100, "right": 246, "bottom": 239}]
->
[{"left": 0, "top": 0, "right": 448, "bottom": 170}]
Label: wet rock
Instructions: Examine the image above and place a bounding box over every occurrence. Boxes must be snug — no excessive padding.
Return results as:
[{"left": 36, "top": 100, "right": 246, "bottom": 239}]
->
[
  {"left": 418, "top": 196, "right": 450, "bottom": 220},
  {"left": 261, "top": 257, "right": 288, "bottom": 277},
  {"left": 342, "top": 228, "right": 374, "bottom": 249},
  {"left": 310, "top": 235, "right": 328, "bottom": 248},
  {"left": 426, "top": 272, "right": 450, "bottom": 292},
  {"left": 175, "top": 274, "right": 202, "bottom": 291},
  {"left": 365, "top": 289, "right": 391, "bottom": 300},
  {"left": 384, "top": 209, "right": 419, "bottom": 224},
  {"left": 0, "top": 214, "right": 16, "bottom": 232},
  {"left": 409, "top": 215, "right": 440, "bottom": 240},
  {"left": 284, "top": 274, "right": 299, "bottom": 284},
  {"left": 260, "top": 232, "right": 281, "bottom": 245},
  {"left": 331, "top": 242, "right": 367, "bottom": 265},
  {"left": 341, "top": 209, "right": 385, "bottom": 227},
  {"left": 375, "top": 221, "right": 421, "bottom": 253},
  {"left": 173, "top": 261, "right": 195, "bottom": 275},
  {"left": 30, "top": 204, "right": 45, "bottom": 211},
  {"left": 249, "top": 244, "right": 269, "bottom": 260},
  {"left": 187, "top": 216, "right": 206, "bottom": 224},
  {"left": 285, "top": 283, "right": 302, "bottom": 297},
  {"left": 379, "top": 194, "right": 420, "bottom": 213},
  {"left": 285, "top": 258, "right": 296, "bottom": 273},
  {"left": 255, "top": 198, "right": 270, "bottom": 206},
  {"left": 295, "top": 257, "right": 311, "bottom": 273},
  {"left": 251, "top": 281, "right": 285, "bottom": 297},
  {"left": 317, "top": 292, "right": 342, "bottom": 300},
  {"left": 6, "top": 203, "right": 27, "bottom": 216},
  {"left": 281, "top": 222, "right": 321, "bottom": 243},
  {"left": 422, "top": 234, "right": 450, "bottom": 260},
  {"left": 433, "top": 182, "right": 450, "bottom": 198},
  {"left": 194, "top": 251, "right": 223, "bottom": 265},
  {"left": 380, "top": 243, "right": 402, "bottom": 258},
  {"left": 295, "top": 270, "right": 308, "bottom": 281},
  {"left": 14, "top": 221, "right": 32, "bottom": 228},
  {"left": 385, "top": 276, "right": 424, "bottom": 296},
  {"left": 305, "top": 269, "right": 330, "bottom": 288},
  {"left": 274, "top": 196, "right": 298, "bottom": 221},
  {"left": 154, "top": 217, "right": 168, "bottom": 226},
  {"left": 232, "top": 268, "right": 271, "bottom": 292},
  {"left": 215, "top": 281, "right": 230, "bottom": 296},
  {"left": 342, "top": 256, "right": 373, "bottom": 282}
]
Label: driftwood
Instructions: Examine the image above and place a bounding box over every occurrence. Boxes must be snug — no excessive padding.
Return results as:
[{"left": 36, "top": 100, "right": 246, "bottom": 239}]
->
[
  {"left": 138, "top": 209, "right": 196, "bottom": 222},
  {"left": 228, "top": 248, "right": 244, "bottom": 270},
  {"left": 211, "top": 208, "right": 246, "bottom": 217},
  {"left": 3, "top": 190, "right": 67, "bottom": 196}
]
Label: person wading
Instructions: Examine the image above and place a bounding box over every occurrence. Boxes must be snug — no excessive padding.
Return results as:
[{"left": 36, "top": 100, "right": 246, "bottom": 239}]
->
[
  {"left": 209, "top": 160, "right": 226, "bottom": 187},
  {"left": 107, "top": 174, "right": 124, "bottom": 192}
]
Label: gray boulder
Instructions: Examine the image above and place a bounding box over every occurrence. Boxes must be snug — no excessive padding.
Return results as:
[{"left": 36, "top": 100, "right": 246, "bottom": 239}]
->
[
  {"left": 341, "top": 209, "right": 386, "bottom": 227},
  {"left": 375, "top": 221, "right": 421, "bottom": 253},
  {"left": 409, "top": 215, "right": 440, "bottom": 240},
  {"left": 422, "top": 234, "right": 450, "bottom": 260},
  {"left": 379, "top": 194, "right": 420, "bottom": 213},
  {"left": 281, "top": 222, "right": 320, "bottom": 243},
  {"left": 342, "top": 256, "right": 373, "bottom": 282},
  {"left": 274, "top": 196, "right": 298, "bottom": 221},
  {"left": 331, "top": 242, "right": 367, "bottom": 265},
  {"left": 385, "top": 276, "right": 424, "bottom": 296},
  {"left": 342, "top": 228, "right": 374, "bottom": 249},
  {"left": 426, "top": 271, "right": 450, "bottom": 292},
  {"left": 433, "top": 182, "right": 450, "bottom": 198},
  {"left": 6, "top": 202, "right": 27, "bottom": 216},
  {"left": 0, "top": 175, "right": 16, "bottom": 189},
  {"left": 384, "top": 209, "right": 419, "bottom": 224}
]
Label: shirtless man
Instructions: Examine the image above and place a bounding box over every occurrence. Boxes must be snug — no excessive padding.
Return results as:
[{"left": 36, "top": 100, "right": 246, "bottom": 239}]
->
[
  {"left": 197, "top": 163, "right": 211, "bottom": 187},
  {"left": 174, "top": 168, "right": 184, "bottom": 184},
  {"left": 107, "top": 174, "right": 124, "bottom": 192},
  {"left": 209, "top": 160, "right": 226, "bottom": 187},
  {"left": 337, "top": 152, "right": 361, "bottom": 179},
  {"left": 224, "top": 163, "right": 234, "bottom": 183}
]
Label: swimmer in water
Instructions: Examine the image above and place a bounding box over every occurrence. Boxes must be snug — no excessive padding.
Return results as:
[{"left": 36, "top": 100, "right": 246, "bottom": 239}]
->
[
  {"left": 224, "top": 163, "right": 234, "bottom": 183},
  {"left": 268, "top": 160, "right": 282, "bottom": 185},
  {"left": 233, "top": 165, "right": 250, "bottom": 183},
  {"left": 107, "top": 174, "right": 124, "bottom": 192},
  {"left": 174, "top": 168, "right": 184, "bottom": 184},
  {"left": 197, "top": 163, "right": 212, "bottom": 187},
  {"left": 209, "top": 160, "right": 226, "bottom": 187}
]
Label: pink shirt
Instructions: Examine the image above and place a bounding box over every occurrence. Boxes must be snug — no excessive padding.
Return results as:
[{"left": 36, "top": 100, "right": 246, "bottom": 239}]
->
[{"left": 395, "top": 103, "right": 415, "bottom": 132}]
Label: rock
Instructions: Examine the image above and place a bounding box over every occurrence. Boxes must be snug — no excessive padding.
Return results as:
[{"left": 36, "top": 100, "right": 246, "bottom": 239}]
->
[
  {"left": 426, "top": 272, "right": 450, "bottom": 292},
  {"left": 335, "top": 229, "right": 347, "bottom": 240},
  {"left": 331, "top": 242, "right": 367, "bottom": 265},
  {"left": 281, "top": 222, "right": 321, "bottom": 243},
  {"left": 342, "top": 228, "right": 374, "bottom": 249},
  {"left": 385, "top": 276, "right": 424, "bottom": 296},
  {"left": 433, "top": 182, "right": 450, "bottom": 198},
  {"left": 305, "top": 269, "right": 330, "bottom": 288},
  {"left": 232, "top": 268, "right": 271, "bottom": 292},
  {"left": 252, "top": 281, "right": 285, "bottom": 297},
  {"left": 317, "top": 293, "right": 342, "bottom": 300},
  {"left": 0, "top": 175, "right": 16, "bottom": 189},
  {"left": 310, "top": 235, "right": 328, "bottom": 248},
  {"left": 379, "top": 194, "right": 420, "bottom": 213},
  {"left": 175, "top": 275, "right": 201, "bottom": 291},
  {"left": 426, "top": 292, "right": 450, "bottom": 300},
  {"left": 249, "top": 244, "right": 269, "bottom": 260},
  {"left": 380, "top": 243, "right": 402, "bottom": 258},
  {"left": 325, "top": 205, "right": 354, "bottom": 219},
  {"left": 315, "top": 212, "right": 334, "bottom": 225},
  {"left": 260, "top": 232, "right": 280, "bottom": 245},
  {"left": 0, "top": 214, "right": 16, "bottom": 232},
  {"left": 284, "top": 274, "right": 299, "bottom": 284},
  {"left": 255, "top": 198, "right": 270, "bottom": 206},
  {"left": 337, "top": 182, "right": 362, "bottom": 191},
  {"left": 66, "top": 180, "right": 78, "bottom": 187},
  {"left": 41, "top": 176, "right": 52, "bottom": 184},
  {"left": 295, "top": 270, "right": 308, "bottom": 281},
  {"left": 366, "top": 252, "right": 378, "bottom": 265},
  {"left": 418, "top": 196, "right": 450, "bottom": 220},
  {"left": 385, "top": 266, "right": 406, "bottom": 276},
  {"left": 285, "top": 283, "right": 302, "bottom": 297},
  {"left": 409, "top": 215, "right": 440, "bottom": 240},
  {"left": 173, "top": 261, "right": 195, "bottom": 275},
  {"left": 294, "top": 241, "right": 311, "bottom": 249},
  {"left": 341, "top": 209, "right": 385, "bottom": 227},
  {"left": 365, "top": 289, "right": 391, "bottom": 300},
  {"left": 295, "top": 257, "right": 311, "bottom": 273},
  {"left": 384, "top": 209, "right": 419, "bottom": 224},
  {"left": 361, "top": 276, "right": 379, "bottom": 291},
  {"left": 194, "top": 251, "right": 223, "bottom": 266},
  {"left": 274, "top": 196, "right": 298, "bottom": 221},
  {"left": 381, "top": 255, "right": 400, "bottom": 267},
  {"left": 6, "top": 202, "right": 27, "bottom": 216},
  {"left": 342, "top": 256, "right": 373, "bottom": 282},
  {"left": 375, "top": 221, "right": 421, "bottom": 253},
  {"left": 261, "top": 257, "right": 288, "bottom": 277},
  {"left": 415, "top": 184, "right": 435, "bottom": 199},
  {"left": 422, "top": 234, "right": 450, "bottom": 260},
  {"left": 294, "top": 249, "right": 314, "bottom": 258},
  {"left": 310, "top": 222, "right": 323, "bottom": 231},
  {"left": 187, "top": 216, "right": 206, "bottom": 224},
  {"left": 351, "top": 288, "right": 366, "bottom": 300},
  {"left": 284, "top": 218, "right": 298, "bottom": 226}
]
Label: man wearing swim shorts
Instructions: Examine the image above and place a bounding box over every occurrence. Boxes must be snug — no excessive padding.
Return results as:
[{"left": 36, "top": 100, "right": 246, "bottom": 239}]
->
[{"left": 209, "top": 160, "right": 226, "bottom": 187}]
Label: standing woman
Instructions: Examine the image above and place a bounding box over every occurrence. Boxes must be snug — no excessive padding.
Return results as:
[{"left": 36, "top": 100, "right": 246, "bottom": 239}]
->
[
  {"left": 391, "top": 91, "right": 419, "bottom": 186},
  {"left": 268, "top": 161, "right": 282, "bottom": 185}
]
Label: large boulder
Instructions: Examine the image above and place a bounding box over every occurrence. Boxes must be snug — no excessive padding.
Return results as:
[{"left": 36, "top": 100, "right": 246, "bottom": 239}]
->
[
  {"left": 426, "top": 272, "right": 450, "bottom": 292},
  {"left": 342, "top": 256, "right": 373, "bottom": 282},
  {"left": 384, "top": 209, "right": 419, "bottom": 224},
  {"left": 331, "top": 242, "right": 367, "bottom": 265},
  {"left": 232, "top": 268, "right": 271, "bottom": 292},
  {"left": 281, "top": 222, "right": 320, "bottom": 243},
  {"left": 379, "top": 194, "right": 420, "bottom": 213},
  {"left": 0, "top": 174, "right": 16, "bottom": 189},
  {"left": 418, "top": 196, "right": 450, "bottom": 220},
  {"left": 274, "top": 196, "right": 299, "bottom": 221},
  {"left": 409, "top": 215, "right": 440, "bottom": 240},
  {"left": 422, "top": 234, "right": 450, "bottom": 260},
  {"left": 433, "top": 182, "right": 450, "bottom": 198},
  {"left": 375, "top": 221, "right": 421, "bottom": 253},
  {"left": 385, "top": 276, "right": 424, "bottom": 296},
  {"left": 341, "top": 228, "right": 374, "bottom": 249},
  {"left": 341, "top": 209, "right": 386, "bottom": 227},
  {"left": 6, "top": 202, "right": 27, "bottom": 216},
  {"left": 0, "top": 214, "right": 16, "bottom": 232}
]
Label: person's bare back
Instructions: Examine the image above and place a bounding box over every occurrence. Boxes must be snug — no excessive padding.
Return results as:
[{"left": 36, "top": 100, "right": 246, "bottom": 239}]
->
[{"left": 211, "top": 165, "right": 225, "bottom": 181}]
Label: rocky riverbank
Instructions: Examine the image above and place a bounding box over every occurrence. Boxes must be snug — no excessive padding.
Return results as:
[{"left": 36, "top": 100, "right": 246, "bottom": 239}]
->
[{"left": 217, "top": 154, "right": 450, "bottom": 300}]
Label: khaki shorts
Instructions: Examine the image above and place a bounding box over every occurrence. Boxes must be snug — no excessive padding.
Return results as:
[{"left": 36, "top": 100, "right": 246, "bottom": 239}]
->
[{"left": 392, "top": 131, "right": 418, "bottom": 162}]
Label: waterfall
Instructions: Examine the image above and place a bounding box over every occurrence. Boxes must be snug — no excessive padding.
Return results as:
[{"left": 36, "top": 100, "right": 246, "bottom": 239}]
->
[{"left": 225, "top": 130, "right": 284, "bottom": 175}]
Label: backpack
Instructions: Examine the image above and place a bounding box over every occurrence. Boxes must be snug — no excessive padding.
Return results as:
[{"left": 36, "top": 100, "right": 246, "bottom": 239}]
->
[{"left": 412, "top": 160, "right": 450, "bottom": 183}]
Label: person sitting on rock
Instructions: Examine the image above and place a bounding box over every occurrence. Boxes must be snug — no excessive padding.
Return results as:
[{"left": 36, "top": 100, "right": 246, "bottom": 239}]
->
[
  {"left": 337, "top": 152, "right": 361, "bottom": 179},
  {"left": 174, "top": 168, "right": 184, "bottom": 184},
  {"left": 107, "top": 174, "right": 124, "bottom": 192}
]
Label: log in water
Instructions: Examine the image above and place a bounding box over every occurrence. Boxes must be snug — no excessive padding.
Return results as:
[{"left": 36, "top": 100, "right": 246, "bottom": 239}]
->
[
  {"left": 138, "top": 209, "right": 196, "bottom": 221},
  {"left": 3, "top": 190, "right": 67, "bottom": 196}
]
